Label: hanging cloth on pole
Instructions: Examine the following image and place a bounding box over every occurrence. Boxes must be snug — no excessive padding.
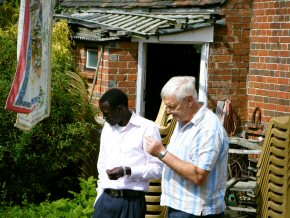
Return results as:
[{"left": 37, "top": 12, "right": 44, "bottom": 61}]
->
[{"left": 5, "top": 0, "right": 53, "bottom": 130}]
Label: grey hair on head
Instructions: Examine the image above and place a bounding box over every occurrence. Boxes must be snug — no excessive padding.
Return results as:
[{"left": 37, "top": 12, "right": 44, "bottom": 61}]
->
[{"left": 161, "top": 76, "right": 198, "bottom": 102}]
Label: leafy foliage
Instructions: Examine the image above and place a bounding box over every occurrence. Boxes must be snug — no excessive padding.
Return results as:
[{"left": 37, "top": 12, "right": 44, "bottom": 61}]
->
[
  {"left": 0, "top": 177, "right": 97, "bottom": 218},
  {"left": 0, "top": 4, "right": 100, "bottom": 205},
  {"left": 0, "top": 1, "right": 20, "bottom": 29}
]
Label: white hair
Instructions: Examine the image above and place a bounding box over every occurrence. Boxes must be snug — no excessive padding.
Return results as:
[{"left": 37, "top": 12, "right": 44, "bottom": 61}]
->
[{"left": 161, "top": 76, "right": 198, "bottom": 102}]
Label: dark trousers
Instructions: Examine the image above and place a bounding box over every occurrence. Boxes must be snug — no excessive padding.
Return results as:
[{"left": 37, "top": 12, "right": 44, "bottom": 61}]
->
[
  {"left": 93, "top": 191, "right": 146, "bottom": 218},
  {"left": 168, "top": 207, "right": 224, "bottom": 218}
]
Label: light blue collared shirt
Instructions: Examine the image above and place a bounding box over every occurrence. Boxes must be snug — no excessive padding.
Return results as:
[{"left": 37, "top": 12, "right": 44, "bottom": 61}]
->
[{"left": 161, "top": 104, "right": 229, "bottom": 216}]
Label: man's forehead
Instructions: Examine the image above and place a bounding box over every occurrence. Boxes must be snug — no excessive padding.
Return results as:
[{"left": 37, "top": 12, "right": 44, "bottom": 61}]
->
[
  {"left": 100, "top": 101, "right": 111, "bottom": 110},
  {"left": 163, "top": 95, "right": 178, "bottom": 105}
]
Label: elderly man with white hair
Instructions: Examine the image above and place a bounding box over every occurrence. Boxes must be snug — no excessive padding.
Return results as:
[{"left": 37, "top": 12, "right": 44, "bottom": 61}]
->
[{"left": 146, "top": 76, "right": 229, "bottom": 218}]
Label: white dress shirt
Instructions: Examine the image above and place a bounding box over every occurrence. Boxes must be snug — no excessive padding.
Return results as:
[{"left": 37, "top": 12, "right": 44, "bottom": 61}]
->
[{"left": 96, "top": 111, "right": 163, "bottom": 199}]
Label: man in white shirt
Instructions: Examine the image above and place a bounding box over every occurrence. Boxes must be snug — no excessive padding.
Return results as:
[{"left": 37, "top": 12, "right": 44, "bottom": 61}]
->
[{"left": 93, "top": 88, "right": 163, "bottom": 218}]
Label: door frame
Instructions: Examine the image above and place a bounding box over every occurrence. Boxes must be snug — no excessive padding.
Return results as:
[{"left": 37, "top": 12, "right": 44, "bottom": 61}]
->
[{"left": 133, "top": 26, "right": 214, "bottom": 116}]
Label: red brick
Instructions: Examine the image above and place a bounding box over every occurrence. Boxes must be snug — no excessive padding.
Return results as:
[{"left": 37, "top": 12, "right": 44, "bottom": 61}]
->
[
  {"left": 109, "top": 48, "right": 128, "bottom": 55},
  {"left": 128, "top": 74, "right": 137, "bottom": 81},
  {"left": 119, "top": 54, "right": 137, "bottom": 61},
  {"left": 118, "top": 81, "right": 136, "bottom": 87},
  {"left": 99, "top": 80, "right": 109, "bottom": 87},
  {"left": 108, "top": 61, "right": 128, "bottom": 68},
  {"left": 276, "top": 105, "right": 288, "bottom": 112},
  {"left": 101, "top": 67, "right": 118, "bottom": 74},
  {"left": 128, "top": 100, "right": 136, "bottom": 109},
  {"left": 266, "top": 90, "right": 277, "bottom": 97},
  {"left": 116, "top": 75, "right": 127, "bottom": 81},
  {"left": 127, "top": 61, "right": 137, "bottom": 68},
  {"left": 226, "top": 16, "right": 243, "bottom": 23},
  {"left": 277, "top": 78, "right": 289, "bottom": 85},
  {"left": 277, "top": 91, "right": 289, "bottom": 99},
  {"left": 212, "top": 55, "right": 232, "bottom": 62},
  {"left": 266, "top": 63, "right": 278, "bottom": 70},
  {"left": 119, "top": 41, "right": 138, "bottom": 50}
]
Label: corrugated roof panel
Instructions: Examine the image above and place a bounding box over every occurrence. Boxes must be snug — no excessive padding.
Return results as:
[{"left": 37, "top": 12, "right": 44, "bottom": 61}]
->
[
  {"left": 118, "top": 16, "right": 145, "bottom": 28},
  {"left": 101, "top": 14, "right": 121, "bottom": 24},
  {"left": 134, "top": 19, "right": 160, "bottom": 32},
  {"left": 54, "top": 11, "right": 214, "bottom": 39},
  {"left": 142, "top": 20, "right": 168, "bottom": 33},
  {"left": 91, "top": 14, "right": 113, "bottom": 22},
  {"left": 122, "top": 17, "right": 149, "bottom": 29},
  {"left": 108, "top": 15, "right": 133, "bottom": 25}
]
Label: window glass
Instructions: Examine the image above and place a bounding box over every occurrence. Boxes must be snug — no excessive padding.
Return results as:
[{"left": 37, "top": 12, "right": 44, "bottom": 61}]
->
[{"left": 86, "top": 49, "right": 98, "bottom": 69}]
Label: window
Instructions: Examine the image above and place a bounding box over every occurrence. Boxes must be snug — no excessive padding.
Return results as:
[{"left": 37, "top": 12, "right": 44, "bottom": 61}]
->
[{"left": 86, "top": 49, "right": 98, "bottom": 69}]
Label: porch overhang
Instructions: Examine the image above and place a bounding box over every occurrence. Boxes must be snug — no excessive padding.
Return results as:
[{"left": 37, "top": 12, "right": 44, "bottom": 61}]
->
[
  {"left": 132, "top": 25, "right": 214, "bottom": 43},
  {"left": 53, "top": 10, "right": 220, "bottom": 41}
]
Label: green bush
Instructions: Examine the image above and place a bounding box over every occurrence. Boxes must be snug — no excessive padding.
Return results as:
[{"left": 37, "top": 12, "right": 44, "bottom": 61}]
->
[
  {"left": 0, "top": 177, "right": 97, "bottom": 218},
  {"left": 0, "top": 4, "right": 100, "bottom": 205},
  {"left": 0, "top": 1, "right": 19, "bottom": 29}
]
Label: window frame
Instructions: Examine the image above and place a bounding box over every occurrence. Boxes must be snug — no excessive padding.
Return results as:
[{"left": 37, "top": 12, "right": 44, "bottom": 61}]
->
[{"left": 86, "top": 48, "right": 99, "bottom": 69}]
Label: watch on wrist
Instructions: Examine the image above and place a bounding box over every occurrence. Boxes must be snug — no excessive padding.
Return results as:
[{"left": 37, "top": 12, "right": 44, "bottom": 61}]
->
[
  {"left": 122, "top": 166, "right": 127, "bottom": 176},
  {"left": 123, "top": 166, "right": 131, "bottom": 176},
  {"left": 158, "top": 149, "right": 168, "bottom": 160}
]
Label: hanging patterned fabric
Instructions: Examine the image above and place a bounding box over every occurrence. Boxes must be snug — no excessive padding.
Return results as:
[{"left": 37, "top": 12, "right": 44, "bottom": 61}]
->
[{"left": 5, "top": 0, "right": 53, "bottom": 130}]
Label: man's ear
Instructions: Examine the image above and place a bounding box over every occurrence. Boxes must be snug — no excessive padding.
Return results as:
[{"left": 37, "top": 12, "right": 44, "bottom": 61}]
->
[{"left": 187, "top": 96, "right": 194, "bottom": 107}]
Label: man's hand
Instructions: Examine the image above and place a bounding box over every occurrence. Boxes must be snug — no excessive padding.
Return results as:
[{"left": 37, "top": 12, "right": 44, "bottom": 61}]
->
[
  {"left": 145, "top": 136, "right": 164, "bottom": 157},
  {"left": 106, "top": 167, "right": 124, "bottom": 180}
]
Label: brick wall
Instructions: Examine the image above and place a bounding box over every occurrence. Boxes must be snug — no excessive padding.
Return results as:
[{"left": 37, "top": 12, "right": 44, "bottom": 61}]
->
[
  {"left": 74, "top": 0, "right": 290, "bottom": 127},
  {"left": 249, "top": 0, "right": 290, "bottom": 123},
  {"left": 209, "top": 0, "right": 253, "bottom": 127},
  {"left": 77, "top": 41, "right": 138, "bottom": 110}
]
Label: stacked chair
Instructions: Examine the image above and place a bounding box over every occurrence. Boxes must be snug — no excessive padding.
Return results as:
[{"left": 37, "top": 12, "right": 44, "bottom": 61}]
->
[
  {"left": 155, "top": 101, "right": 177, "bottom": 146},
  {"left": 256, "top": 116, "right": 290, "bottom": 218},
  {"left": 145, "top": 101, "right": 177, "bottom": 218},
  {"left": 145, "top": 178, "right": 167, "bottom": 218}
]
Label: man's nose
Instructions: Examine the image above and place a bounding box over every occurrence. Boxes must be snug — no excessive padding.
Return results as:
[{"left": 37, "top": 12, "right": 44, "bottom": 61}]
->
[{"left": 165, "top": 108, "right": 173, "bottom": 114}]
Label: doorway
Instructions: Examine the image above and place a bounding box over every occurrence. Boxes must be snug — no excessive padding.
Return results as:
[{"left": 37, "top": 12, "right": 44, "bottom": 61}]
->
[{"left": 144, "top": 43, "right": 201, "bottom": 120}]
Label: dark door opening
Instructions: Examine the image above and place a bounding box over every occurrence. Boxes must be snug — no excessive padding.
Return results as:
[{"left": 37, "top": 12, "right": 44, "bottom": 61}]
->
[{"left": 144, "top": 44, "right": 201, "bottom": 121}]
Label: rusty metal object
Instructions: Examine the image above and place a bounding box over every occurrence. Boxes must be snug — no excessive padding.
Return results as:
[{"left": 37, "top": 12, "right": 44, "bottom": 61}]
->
[
  {"left": 248, "top": 107, "right": 263, "bottom": 129},
  {"left": 245, "top": 107, "right": 266, "bottom": 140}
]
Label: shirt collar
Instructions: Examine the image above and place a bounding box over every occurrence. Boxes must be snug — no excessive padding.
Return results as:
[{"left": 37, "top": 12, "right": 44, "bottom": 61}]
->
[
  {"left": 127, "top": 110, "right": 141, "bottom": 126},
  {"left": 190, "top": 103, "right": 208, "bottom": 126},
  {"left": 177, "top": 103, "right": 207, "bottom": 130},
  {"left": 112, "top": 110, "right": 140, "bottom": 131}
]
